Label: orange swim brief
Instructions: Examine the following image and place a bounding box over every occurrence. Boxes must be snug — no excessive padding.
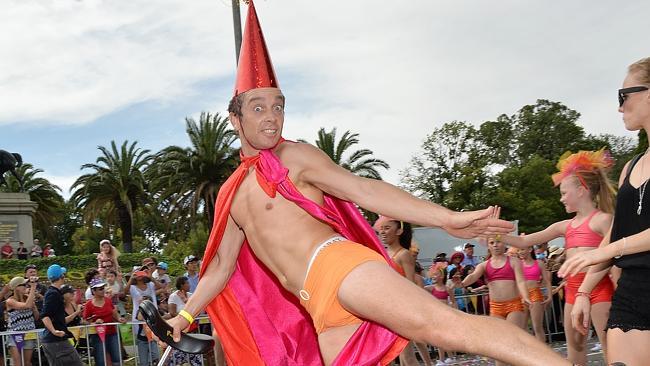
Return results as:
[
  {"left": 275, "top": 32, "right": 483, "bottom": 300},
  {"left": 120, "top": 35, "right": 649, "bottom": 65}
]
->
[
  {"left": 528, "top": 287, "right": 544, "bottom": 303},
  {"left": 299, "top": 240, "right": 385, "bottom": 334},
  {"left": 489, "top": 297, "right": 525, "bottom": 318}
]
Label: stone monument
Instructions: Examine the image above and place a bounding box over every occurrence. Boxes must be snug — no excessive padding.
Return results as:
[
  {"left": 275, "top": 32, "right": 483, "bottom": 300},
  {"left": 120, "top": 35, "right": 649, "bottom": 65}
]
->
[
  {"left": 0, "top": 150, "right": 37, "bottom": 249},
  {"left": 0, "top": 193, "right": 38, "bottom": 247}
]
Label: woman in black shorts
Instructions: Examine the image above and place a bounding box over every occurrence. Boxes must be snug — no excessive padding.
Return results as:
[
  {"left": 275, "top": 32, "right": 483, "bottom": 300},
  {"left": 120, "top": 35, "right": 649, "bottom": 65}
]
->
[{"left": 560, "top": 56, "right": 650, "bottom": 365}]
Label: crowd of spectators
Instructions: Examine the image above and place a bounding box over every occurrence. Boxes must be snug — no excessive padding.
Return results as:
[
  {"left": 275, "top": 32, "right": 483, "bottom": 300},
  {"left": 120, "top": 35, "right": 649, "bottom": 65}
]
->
[
  {"left": 417, "top": 241, "right": 567, "bottom": 333},
  {"left": 1, "top": 239, "right": 54, "bottom": 260},
  {"left": 0, "top": 238, "right": 207, "bottom": 366},
  {"left": 0, "top": 234, "right": 570, "bottom": 366}
]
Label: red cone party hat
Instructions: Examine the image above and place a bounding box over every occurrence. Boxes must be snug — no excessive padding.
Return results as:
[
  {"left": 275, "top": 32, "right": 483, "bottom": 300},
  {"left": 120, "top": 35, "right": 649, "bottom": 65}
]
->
[{"left": 233, "top": 0, "right": 279, "bottom": 96}]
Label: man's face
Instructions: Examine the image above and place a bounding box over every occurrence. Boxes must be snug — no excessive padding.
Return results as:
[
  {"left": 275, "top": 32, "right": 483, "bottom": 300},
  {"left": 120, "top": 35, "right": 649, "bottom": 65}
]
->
[
  {"left": 464, "top": 246, "right": 473, "bottom": 256},
  {"left": 186, "top": 260, "right": 198, "bottom": 271},
  {"left": 25, "top": 268, "right": 37, "bottom": 278},
  {"left": 230, "top": 88, "right": 285, "bottom": 154}
]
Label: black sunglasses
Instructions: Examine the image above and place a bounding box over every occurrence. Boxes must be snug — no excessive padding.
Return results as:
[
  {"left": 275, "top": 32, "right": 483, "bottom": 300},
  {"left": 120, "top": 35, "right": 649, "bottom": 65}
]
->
[{"left": 618, "top": 86, "right": 649, "bottom": 107}]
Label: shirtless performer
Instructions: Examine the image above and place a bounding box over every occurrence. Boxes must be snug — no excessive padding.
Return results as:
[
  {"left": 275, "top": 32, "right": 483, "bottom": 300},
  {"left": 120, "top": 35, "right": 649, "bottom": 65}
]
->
[{"left": 163, "top": 2, "right": 570, "bottom": 365}]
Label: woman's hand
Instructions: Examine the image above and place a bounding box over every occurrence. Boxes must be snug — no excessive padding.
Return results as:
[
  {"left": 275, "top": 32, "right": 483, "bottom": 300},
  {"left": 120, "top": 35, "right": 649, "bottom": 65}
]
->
[{"left": 558, "top": 249, "right": 611, "bottom": 278}]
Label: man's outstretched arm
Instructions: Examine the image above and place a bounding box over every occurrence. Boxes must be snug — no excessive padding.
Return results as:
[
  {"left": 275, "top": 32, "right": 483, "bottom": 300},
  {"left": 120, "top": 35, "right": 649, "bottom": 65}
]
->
[
  {"left": 295, "top": 143, "right": 513, "bottom": 237},
  {"left": 167, "top": 215, "right": 245, "bottom": 341}
]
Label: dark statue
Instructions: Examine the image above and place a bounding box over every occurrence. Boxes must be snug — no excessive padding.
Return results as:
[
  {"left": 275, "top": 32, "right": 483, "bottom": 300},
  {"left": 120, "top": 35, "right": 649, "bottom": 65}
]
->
[{"left": 0, "top": 150, "right": 24, "bottom": 191}]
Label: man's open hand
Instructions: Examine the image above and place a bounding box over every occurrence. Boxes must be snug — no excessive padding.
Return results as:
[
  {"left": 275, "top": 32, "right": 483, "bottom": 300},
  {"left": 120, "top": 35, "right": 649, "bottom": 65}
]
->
[{"left": 443, "top": 206, "right": 514, "bottom": 239}]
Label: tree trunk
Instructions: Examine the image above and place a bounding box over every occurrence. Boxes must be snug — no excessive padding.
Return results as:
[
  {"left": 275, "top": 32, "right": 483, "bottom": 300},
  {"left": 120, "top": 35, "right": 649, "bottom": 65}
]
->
[
  {"left": 205, "top": 194, "right": 215, "bottom": 231},
  {"left": 117, "top": 205, "right": 133, "bottom": 253}
]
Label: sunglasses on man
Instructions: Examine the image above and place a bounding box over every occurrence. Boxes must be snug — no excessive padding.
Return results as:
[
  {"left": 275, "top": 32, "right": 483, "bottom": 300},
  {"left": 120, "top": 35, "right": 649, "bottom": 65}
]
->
[{"left": 619, "top": 86, "right": 649, "bottom": 107}]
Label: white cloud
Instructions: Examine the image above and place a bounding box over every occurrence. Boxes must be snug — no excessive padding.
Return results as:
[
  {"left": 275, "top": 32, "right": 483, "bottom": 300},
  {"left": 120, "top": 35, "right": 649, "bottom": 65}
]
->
[
  {"left": 2, "top": 0, "right": 648, "bottom": 185},
  {"left": 42, "top": 174, "right": 77, "bottom": 199}
]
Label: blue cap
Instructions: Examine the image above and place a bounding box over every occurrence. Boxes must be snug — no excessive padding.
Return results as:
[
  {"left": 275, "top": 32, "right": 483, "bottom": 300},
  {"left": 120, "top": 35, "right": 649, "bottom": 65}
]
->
[
  {"left": 157, "top": 262, "right": 168, "bottom": 270},
  {"left": 47, "top": 264, "right": 67, "bottom": 281}
]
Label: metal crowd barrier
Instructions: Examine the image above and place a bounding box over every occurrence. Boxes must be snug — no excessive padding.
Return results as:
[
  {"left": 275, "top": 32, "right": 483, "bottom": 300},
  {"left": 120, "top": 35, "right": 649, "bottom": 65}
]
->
[
  {"left": 450, "top": 287, "right": 566, "bottom": 344},
  {"left": 0, "top": 316, "right": 215, "bottom": 366}
]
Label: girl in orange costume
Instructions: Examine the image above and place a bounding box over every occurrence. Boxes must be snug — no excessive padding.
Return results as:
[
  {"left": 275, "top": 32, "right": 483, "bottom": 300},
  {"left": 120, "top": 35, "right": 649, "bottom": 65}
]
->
[
  {"left": 498, "top": 149, "right": 616, "bottom": 364},
  {"left": 462, "top": 238, "right": 529, "bottom": 366},
  {"left": 518, "top": 246, "right": 552, "bottom": 342},
  {"left": 425, "top": 264, "right": 456, "bottom": 365}
]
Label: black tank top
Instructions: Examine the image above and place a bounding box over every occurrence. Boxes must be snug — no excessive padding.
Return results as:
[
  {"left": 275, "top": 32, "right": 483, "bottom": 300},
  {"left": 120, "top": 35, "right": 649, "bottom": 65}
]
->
[{"left": 612, "top": 154, "right": 650, "bottom": 269}]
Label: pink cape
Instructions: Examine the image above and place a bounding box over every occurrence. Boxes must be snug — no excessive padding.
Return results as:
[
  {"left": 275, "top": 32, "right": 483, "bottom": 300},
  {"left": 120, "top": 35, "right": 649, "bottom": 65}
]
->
[{"left": 200, "top": 145, "right": 407, "bottom": 365}]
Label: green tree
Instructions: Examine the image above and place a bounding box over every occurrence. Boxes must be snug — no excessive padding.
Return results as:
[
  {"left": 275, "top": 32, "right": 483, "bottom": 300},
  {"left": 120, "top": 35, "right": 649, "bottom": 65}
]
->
[
  {"left": 490, "top": 156, "right": 567, "bottom": 233},
  {"left": 51, "top": 201, "right": 83, "bottom": 255},
  {"left": 512, "top": 99, "right": 586, "bottom": 164},
  {"left": 147, "top": 112, "right": 238, "bottom": 236},
  {"left": 162, "top": 221, "right": 210, "bottom": 264},
  {"left": 0, "top": 163, "right": 65, "bottom": 241},
  {"left": 400, "top": 121, "right": 488, "bottom": 210},
  {"left": 303, "top": 127, "right": 389, "bottom": 179},
  {"left": 70, "top": 141, "right": 152, "bottom": 253}
]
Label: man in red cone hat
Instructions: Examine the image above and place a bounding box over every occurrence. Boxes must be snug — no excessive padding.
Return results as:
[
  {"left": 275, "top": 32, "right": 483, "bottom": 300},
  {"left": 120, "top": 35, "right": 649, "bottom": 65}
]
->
[{"left": 164, "top": 2, "right": 571, "bottom": 365}]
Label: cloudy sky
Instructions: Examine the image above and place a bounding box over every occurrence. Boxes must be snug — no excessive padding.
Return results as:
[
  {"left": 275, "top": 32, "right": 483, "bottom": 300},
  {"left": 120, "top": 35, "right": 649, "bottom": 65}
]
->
[{"left": 2, "top": 0, "right": 648, "bottom": 197}]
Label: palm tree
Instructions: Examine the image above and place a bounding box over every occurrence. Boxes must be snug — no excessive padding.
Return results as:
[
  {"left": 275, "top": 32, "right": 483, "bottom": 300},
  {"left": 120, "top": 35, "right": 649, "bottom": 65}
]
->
[
  {"left": 304, "top": 127, "right": 389, "bottom": 179},
  {"left": 0, "top": 163, "right": 64, "bottom": 240},
  {"left": 70, "top": 141, "right": 152, "bottom": 253},
  {"left": 147, "top": 112, "right": 238, "bottom": 235}
]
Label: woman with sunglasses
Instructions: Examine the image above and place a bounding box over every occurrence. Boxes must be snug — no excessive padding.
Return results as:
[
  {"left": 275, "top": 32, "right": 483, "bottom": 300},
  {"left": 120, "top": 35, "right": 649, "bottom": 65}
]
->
[
  {"left": 5, "top": 276, "right": 39, "bottom": 366},
  {"left": 560, "top": 57, "right": 650, "bottom": 365},
  {"left": 83, "top": 278, "right": 126, "bottom": 366}
]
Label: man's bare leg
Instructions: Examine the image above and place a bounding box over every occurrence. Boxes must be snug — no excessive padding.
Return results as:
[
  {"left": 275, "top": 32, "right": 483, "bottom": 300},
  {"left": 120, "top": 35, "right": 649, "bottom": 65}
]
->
[{"left": 333, "top": 261, "right": 570, "bottom": 366}]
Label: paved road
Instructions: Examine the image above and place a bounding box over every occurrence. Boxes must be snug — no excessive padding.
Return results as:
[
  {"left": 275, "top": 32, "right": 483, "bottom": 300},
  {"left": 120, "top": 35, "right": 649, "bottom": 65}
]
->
[{"left": 413, "top": 339, "right": 606, "bottom": 365}]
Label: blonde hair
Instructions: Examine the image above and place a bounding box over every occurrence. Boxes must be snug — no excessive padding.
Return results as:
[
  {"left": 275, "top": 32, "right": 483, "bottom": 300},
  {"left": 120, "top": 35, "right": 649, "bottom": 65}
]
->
[
  {"left": 570, "top": 169, "right": 616, "bottom": 214},
  {"left": 629, "top": 57, "right": 650, "bottom": 85}
]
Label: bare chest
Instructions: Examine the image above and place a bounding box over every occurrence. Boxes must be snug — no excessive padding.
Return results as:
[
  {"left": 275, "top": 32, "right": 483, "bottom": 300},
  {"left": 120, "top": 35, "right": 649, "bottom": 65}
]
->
[{"left": 230, "top": 168, "right": 325, "bottom": 229}]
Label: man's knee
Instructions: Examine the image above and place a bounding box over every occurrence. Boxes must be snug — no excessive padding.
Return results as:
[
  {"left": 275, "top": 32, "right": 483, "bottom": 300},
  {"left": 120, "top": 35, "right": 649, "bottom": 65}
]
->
[{"left": 411, "top": 310, "right": 468, "bottom": 349}]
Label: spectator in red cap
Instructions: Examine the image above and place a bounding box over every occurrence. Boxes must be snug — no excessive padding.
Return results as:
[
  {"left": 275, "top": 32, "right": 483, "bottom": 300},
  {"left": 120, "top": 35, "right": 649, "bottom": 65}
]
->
[
  {"left": 447, "top": 252, "right": 465, "bottom": 277},
  {"left": 126, "top": 270, "right": 160, "bottom": 365}
]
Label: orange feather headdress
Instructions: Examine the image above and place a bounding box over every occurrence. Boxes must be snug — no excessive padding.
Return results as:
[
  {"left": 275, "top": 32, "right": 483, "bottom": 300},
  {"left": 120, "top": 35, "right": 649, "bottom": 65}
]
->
[{"left": 551, "top": 148, "right": 614, "bottom": 187}]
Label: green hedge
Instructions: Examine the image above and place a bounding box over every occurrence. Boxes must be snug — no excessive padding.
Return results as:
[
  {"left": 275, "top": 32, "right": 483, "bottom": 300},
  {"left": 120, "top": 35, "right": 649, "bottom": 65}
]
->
[{"left": 0, "top": 253, "right": 186, "bottom": 284}]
